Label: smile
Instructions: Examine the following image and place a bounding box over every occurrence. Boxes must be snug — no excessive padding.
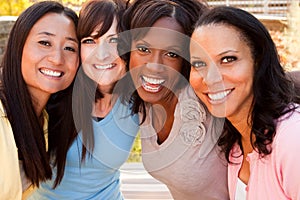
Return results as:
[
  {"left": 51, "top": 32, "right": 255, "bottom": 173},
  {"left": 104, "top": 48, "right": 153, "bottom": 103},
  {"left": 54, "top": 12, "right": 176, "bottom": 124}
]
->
[
  {"left": 39, "top": 68, "right": 63, "bottom": 77},
  {"left": 141, "top": 75, "right": 165, "bottom": 93},
  {"left": 94, "top": 63, "right": 115, "bottom": 70},
  {"left": 208, "top": 89, "right": 232, "bottom": 101}
]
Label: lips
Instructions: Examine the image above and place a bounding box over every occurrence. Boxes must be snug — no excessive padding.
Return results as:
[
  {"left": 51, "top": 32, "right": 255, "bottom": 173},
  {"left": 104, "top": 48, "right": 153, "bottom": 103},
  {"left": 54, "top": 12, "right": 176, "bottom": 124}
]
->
[
  {"left": 141, "top": 75, "right": 165, "bottom": 93},
  {"left": 94, "top": 63, "right": 115, "bottom": 70},
  {"left": 39, "top": 68, "right": 63, "bottom": 77}
]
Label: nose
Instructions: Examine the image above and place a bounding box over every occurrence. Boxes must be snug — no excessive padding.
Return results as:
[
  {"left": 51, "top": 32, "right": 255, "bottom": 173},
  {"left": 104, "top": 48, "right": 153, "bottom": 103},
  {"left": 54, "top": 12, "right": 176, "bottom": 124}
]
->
[
  {"left": 95, "top": 41, "right": 111, "bottom": 61},
  {"left": 203, "top": 63, "right": 222, "bottom": 85},
  {"left": 48, "top": 49, "right": 64, "bottom": 65},
  {"left": 145, "top": 50, "right": 165, "bottom": 72}
]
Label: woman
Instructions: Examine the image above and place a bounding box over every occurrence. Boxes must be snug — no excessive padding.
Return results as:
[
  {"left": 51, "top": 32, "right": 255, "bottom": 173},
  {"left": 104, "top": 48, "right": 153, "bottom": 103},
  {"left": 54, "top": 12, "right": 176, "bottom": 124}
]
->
[
  {"left": 190, "top": 6, "right": 300, "bottom": 199},
  {"left": 118, "top": 0, "right": 229, "bottom": 199},
  {"left": 0, "top": 1, "right": 79, "bottom": 199},
  {"left": 29, "top": 0, "right": 139, "bottom": 199}
]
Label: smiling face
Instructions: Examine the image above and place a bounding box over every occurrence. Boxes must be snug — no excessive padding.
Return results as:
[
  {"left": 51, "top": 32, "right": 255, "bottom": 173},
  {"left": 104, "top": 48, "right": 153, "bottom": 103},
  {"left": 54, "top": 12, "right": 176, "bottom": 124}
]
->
[
  {"left": 80, "top": 18, "right": 126, "bottom": 89},
  {"left": 21, "top": 12, "right": 79, "bottom": 101},
  {"left": 129, "top": 17, "right": 186, "bottom": 105},
  {"left": 190, "top": 24, "right": 254, "bottom": 122}
]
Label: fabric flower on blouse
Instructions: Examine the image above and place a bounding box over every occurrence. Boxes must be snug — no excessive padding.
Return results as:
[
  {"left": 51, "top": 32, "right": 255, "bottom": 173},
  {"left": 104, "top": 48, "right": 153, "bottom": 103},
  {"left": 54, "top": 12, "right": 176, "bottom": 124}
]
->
[{"left": 179, "top": 98, "right": 206, "bottom": 146}]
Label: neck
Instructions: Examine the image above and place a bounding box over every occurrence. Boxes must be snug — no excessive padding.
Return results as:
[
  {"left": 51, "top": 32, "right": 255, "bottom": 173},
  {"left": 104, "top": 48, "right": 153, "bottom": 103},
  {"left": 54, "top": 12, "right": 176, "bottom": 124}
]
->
[
  {"left": 31, "top": 94, "right": 50, "bottom": 120},
  {"left": 26, "top": 86, "right": 51, "bottom": 118},
  {"left": 93, "top": 93, "right": 116, "bottom": 118},
  {"left": 151, "top": 93, "right": 178, "bottom": 144},
  {"left": 229, "top": 115, "right": 254, "bottom": 154}
]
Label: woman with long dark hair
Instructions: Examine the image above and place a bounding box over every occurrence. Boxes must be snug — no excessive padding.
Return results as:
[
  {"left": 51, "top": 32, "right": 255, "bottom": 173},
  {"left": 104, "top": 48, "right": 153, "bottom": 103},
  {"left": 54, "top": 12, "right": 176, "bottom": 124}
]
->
[
  {"left": 190, "top": 6, "right": 300, "bottom": 199},
  {"left": 0, "top": 1, "right": 79, "bottom": 198}
]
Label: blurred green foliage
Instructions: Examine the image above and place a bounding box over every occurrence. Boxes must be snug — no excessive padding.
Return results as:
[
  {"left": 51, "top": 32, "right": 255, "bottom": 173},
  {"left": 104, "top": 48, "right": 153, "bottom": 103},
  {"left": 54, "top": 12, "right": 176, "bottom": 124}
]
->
[
  {"left": 0, "top": 0, "right": 33, "bottom": 16},
  {"left": 127, "top": 131, "right": 142, "bottom": 162},
  {"left": 0, "top": 0, "right": 84, "bottom": 16}
]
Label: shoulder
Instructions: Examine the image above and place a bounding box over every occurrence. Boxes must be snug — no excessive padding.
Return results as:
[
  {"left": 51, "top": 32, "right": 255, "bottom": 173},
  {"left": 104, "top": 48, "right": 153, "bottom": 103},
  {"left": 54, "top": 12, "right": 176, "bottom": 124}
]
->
[
  {"left": 276, "top": 105, "right": 300, "bottom": 138},
  {"left": 0, "top": 101, "right": 6, "bottom": 117},
  {"left": 110, "top": 97, "right": 139, "bottom": 133},
  {"left": 274, "top": 104, "right": 300, "bottom": 153},
  {"left": 0, "top": 101, "right": 10, "bottom": 129},
  {"left": 272, "top": 105, "right": 300, "bottom": 198}
]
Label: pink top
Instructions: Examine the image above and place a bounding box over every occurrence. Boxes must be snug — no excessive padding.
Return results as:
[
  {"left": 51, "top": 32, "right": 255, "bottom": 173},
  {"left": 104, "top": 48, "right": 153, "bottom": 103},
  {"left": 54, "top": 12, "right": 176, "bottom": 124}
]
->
[{"left": 228, "top": 106, "right": 300, "bottom": 200}]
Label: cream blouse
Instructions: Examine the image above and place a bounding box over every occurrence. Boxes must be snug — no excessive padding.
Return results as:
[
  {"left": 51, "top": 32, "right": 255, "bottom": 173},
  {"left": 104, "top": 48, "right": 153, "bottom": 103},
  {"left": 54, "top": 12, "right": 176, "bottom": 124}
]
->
[{"left": 0, "top": 101, "right": 48, "bottom": 200}]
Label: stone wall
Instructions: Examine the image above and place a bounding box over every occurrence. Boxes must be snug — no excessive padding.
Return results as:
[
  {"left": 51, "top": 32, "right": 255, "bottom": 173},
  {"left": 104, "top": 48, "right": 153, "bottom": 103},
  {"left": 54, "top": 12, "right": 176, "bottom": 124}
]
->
[{"left": 0, "top": 16, "right": 17, "bottom": 64}]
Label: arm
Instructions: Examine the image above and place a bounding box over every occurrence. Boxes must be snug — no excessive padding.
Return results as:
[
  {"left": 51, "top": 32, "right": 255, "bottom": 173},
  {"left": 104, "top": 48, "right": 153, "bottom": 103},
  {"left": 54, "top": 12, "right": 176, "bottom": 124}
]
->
[
  {"left": 276, "top": 114, "right": 300, "bottom": 199},
  {"left": 0, "top": 117, "right": 22, "bottom": 199}
]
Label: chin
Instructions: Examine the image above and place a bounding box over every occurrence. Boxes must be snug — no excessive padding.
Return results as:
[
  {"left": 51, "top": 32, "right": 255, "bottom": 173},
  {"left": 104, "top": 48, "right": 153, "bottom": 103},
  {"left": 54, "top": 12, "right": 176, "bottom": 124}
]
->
[{"left": 207, "top": 106, "right": 227, "bottom": 118}]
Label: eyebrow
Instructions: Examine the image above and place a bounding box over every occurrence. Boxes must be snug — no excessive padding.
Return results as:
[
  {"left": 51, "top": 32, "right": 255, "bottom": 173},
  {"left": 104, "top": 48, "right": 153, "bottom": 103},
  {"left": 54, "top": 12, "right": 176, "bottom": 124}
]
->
[
  {"left": 107, "top": 33, "right": 118, "bottom": 37},
  {"left": 135, "top": 39, "right": 151, "bottom": 46},
  {"left": 38, "top": 31, "right": 78, "bottom": 43},
  {"left": 88, "top": 33, "right": 117, "bottom": 40},
  {"left": 136, "top": 39, "right": 182, "bottom": 51},
  {"left": 191, "top": 56, "right": 202, "bottom": 60},
  {"left": 218, "top": 50, "right": 238, "bottom": 56}
]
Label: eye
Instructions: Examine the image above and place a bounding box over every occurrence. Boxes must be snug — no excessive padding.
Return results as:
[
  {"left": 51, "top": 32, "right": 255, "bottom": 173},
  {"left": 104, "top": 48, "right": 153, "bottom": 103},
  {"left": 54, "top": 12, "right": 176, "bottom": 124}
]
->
[
  {"left": 166, "top": 51, "right": 179, "bottom": 58},
  {"left": 108, "top": 37, "right": 118, "bottom": 43},
  {"left": 64, "top": 46, "right": 77, "bottom": 52},
  {"left": 38, "top": 41, "right": 51, "bottom": 46},
  {"left": 191, "top": 60, "right": 207, "bottom": 69},
  {"left": 137, "top": 45, "right": 150, "bottom": 53},
  {"left": 81, "top": 38, "right": 95, "bottom": 44},
  {"left": 221, "top": 56, "right": 237, "bottom": 64}
]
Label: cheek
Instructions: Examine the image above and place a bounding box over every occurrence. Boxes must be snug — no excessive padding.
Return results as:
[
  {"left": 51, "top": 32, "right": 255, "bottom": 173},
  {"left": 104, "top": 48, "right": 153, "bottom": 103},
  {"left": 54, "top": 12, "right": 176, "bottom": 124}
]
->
[
  {"left": 116, "top": 57, "right": 126, "bottom": 69},
  {"left": 80, "top": 50, "right": 88, "bottom": 63},
  {"left": 235, "top": 66, "right": 254, "bottom": 87},
  {"left": 189, "top": 70, "right": 202, "bottom": 89},
  {"left": 66, "top": 53, "right": 79, "bottom": 68},
  {"left": 111, "top": 45, "right": 119, "bottom": 57},
  {"left": 129, "top": 52, "right": 142, "bottom": 70},
  {"left": 128, "top": 58, "right": 140, "bottom": 81},
  {"left": 72, "top": 58, "right": 79, "bottom": 74},
  {"left": 174, "top": 61, "right": 183, "bottom": 73},
  {"left": 80, "top": 46, "right": 95, "bottom": 63},
  {"left": 21, "top": 42, "right": 35, "bottom": 67},
  {"left": 162, "top": 60, "right": 183, "bottom": 83},
  {"left": 63, "top": 56, "right": 79, "bottom": 84},
  {"left": 21, "top": 50, "right": 36, "bottom": 79}
]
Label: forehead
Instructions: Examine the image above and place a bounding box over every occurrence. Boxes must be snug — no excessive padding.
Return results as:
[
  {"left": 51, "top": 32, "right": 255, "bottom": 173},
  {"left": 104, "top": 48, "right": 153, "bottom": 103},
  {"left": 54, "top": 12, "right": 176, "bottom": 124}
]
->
[
  {"left": 190, "top": 24, "right": 246, "bottom": 55},
  {"left": 30, "top": 12, "right": 75, "bottom": 35},
  {"left": 132, "top": 17, "right": 188, "bottom": 50},
  {"left": 92, "top": 17, "right": 118, "bottom": 36}
]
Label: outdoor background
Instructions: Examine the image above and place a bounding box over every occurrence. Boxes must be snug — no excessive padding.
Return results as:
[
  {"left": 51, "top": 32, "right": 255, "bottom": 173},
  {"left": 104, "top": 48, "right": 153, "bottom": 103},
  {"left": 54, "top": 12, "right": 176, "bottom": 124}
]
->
[{"left": 1, "top": 0, "right": 300, "bottom": 162}]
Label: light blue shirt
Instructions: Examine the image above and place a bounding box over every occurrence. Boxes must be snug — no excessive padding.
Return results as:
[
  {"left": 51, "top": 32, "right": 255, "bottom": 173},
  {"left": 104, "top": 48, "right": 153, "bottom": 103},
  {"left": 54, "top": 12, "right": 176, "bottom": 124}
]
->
[{"left": 29, "top": 99, "right": 139, "bottom": 200}]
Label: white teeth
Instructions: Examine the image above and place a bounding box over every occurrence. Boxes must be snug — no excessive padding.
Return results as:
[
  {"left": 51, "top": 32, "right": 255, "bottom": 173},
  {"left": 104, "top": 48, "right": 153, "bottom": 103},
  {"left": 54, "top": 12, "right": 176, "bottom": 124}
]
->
[
  {"left": 94, "top": 64, "right": 114, "bottom": 69},
  {"left": 208, "top": 90, "right": 231, "bottom": 101},
  {"left": 40, "top": 69, "right": 62, "bottom": 77},
  {"left": 141, "top": 76, "right": 165, "bottom": 93},
  {"left": 142, "top": 83, "right": 161, "bottom": 92},
  {"left": 142, "top": 76, "right": 165, "bottom": 84}
]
